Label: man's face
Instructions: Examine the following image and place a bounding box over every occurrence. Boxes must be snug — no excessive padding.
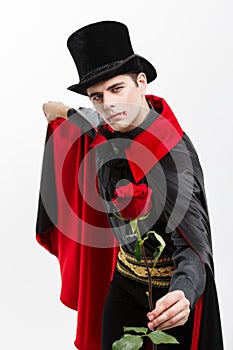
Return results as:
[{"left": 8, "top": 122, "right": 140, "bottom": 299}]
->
[{"left": 87, "top": 73, "right": 149, "bottom": 132}]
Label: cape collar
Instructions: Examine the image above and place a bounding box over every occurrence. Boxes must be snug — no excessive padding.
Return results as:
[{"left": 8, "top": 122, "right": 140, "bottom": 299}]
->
[{"left": 90, "top": 95, "right": 183, "bottom": 182}]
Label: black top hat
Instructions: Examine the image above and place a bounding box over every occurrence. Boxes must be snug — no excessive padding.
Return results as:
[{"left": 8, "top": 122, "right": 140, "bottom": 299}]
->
[{"left": 67, "top": 21, "right": 157, "bottom": 95}]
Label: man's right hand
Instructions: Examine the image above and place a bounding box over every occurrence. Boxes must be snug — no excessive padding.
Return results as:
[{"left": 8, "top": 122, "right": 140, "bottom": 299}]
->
[{"left": 42, "top": 101, "right": 70, "bottom": 123}]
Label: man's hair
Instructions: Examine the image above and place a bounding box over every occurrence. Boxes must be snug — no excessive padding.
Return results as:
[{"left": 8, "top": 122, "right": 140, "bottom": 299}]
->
[{"left": 126, "top": 72, "right": 140, "bottom": 87}]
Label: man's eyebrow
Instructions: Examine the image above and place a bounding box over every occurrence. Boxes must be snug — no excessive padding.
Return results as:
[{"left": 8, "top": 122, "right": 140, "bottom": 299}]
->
[
  {"left": 88, "top": 82, "right": 125, "bottom": 98},
  {"left": 107, "top": 82, "right": 125, "bottom": 90}
]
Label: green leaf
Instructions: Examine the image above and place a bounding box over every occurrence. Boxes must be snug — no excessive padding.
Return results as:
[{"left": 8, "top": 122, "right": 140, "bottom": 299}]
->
[
  {"left": 123, "top": 326, "right": 148, "bottom": 335},
  {"left": 148, "top": 330, "right": 179, "bottom": 344},
  {"left": 141, "top": 231, "right": 152, "bottom": 244},
  {"left": 134, "top": 240, "right": 142, "bottom": 261},
  {"left": 152, "top": 232, "right": 166, "bottom": 262},
  {"left": 112, "top": 334, "right": 143, "bottom": 350},
  {"left": 129, "top": 219, "right": 138, "bottom": 235},
  {"left": 153, "top": 247, "right": 162, "bottom": 261}
]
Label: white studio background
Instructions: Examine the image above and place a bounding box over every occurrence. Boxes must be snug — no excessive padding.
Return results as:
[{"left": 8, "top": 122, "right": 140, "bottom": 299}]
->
[{"left": 0, "top": 0, "right": 232, "bottom": 349}]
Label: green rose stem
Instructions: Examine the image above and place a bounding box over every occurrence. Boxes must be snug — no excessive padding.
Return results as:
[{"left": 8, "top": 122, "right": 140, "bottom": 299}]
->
[
  {"left": 140, "top": 243, "right": 153, "bottom": 311},
  {"left": 135, "top": 222, "right": 157, "bottom": 350},
  {"left": 112, "top": 213, "right": 169, "bottom": 350}
]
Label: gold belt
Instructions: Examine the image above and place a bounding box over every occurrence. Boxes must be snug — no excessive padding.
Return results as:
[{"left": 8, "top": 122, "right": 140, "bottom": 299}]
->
[{"left": 116, "top": 247, "right": 175, "bottom": 288}]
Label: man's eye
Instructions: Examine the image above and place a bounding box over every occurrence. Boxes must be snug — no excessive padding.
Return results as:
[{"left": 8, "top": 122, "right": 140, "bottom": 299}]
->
[
  {"left": 92, "top": 94, "right": 102, "bottom": 102},
  {"left": 112, "top": 86, "right": 123, "bottom": 92}
]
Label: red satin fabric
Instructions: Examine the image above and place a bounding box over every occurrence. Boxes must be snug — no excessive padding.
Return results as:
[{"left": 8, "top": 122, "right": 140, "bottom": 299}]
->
[
  {"left": 36, "top": 118, "right": 119, "bottom": 349},
  {"left": 191, "top": 295, "right": 204, "bottom": 350}
]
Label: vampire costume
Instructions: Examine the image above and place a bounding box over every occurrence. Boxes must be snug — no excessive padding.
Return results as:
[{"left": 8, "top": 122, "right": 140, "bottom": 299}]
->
[{"left": 36, "top": 21, "right": 224, "bottom": 350}]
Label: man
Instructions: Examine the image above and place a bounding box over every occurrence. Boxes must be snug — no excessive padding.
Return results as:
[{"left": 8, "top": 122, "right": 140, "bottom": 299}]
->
[{"left": 37, "top": 21, "right": 223, "bottom": 349}]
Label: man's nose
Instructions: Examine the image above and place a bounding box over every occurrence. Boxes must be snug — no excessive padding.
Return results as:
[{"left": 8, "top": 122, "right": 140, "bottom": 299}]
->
[{"left": 103, "top": 93, "right": 115, "bottom": 111}]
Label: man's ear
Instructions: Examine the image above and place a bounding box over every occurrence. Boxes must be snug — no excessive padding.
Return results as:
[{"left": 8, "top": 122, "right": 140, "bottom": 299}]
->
[{"left": 137, "top": 72, "right": 147, "bottom": 95}]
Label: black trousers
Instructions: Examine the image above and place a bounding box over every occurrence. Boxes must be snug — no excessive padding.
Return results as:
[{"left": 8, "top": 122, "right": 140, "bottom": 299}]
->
[{"left": 102, "top": 270, "right": 194, "bottom": 350}]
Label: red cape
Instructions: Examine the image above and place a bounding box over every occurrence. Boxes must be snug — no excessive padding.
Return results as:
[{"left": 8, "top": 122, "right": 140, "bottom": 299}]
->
[
  {"left": 36, "top": 117, "right": 119, "bottom": 349},
  {"left": 36, "top": 95, "right": 223, "bottom": 349}
]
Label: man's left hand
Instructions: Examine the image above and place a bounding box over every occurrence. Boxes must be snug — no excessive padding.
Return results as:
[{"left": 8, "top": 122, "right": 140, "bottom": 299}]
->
[
  {"left": 42, "top": 101, "right": 70, "bottom": 123},
  {"left": 147, "top": 290, "right": 190, "bottom": 331}
]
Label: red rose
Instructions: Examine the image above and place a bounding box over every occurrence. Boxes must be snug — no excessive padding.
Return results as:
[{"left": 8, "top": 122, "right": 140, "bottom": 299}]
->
[{"left": 112, "top": 183, "right": 152, "bottom": 220}]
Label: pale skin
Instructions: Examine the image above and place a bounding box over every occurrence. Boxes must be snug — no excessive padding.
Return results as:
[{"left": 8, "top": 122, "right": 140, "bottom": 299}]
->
[{"left": 42, "top": 73, "right": 190, "bottom": 331}]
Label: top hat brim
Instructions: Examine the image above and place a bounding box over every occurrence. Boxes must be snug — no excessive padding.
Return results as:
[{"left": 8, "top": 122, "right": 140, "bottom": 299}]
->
[{"left": 67, "top": 54, "right": 157, "bottom": 96}]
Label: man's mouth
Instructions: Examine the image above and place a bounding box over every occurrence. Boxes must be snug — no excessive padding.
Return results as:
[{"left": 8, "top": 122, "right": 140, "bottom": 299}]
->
[{"left": 107, "top": 111, "right": 127, "bottom": 123}]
